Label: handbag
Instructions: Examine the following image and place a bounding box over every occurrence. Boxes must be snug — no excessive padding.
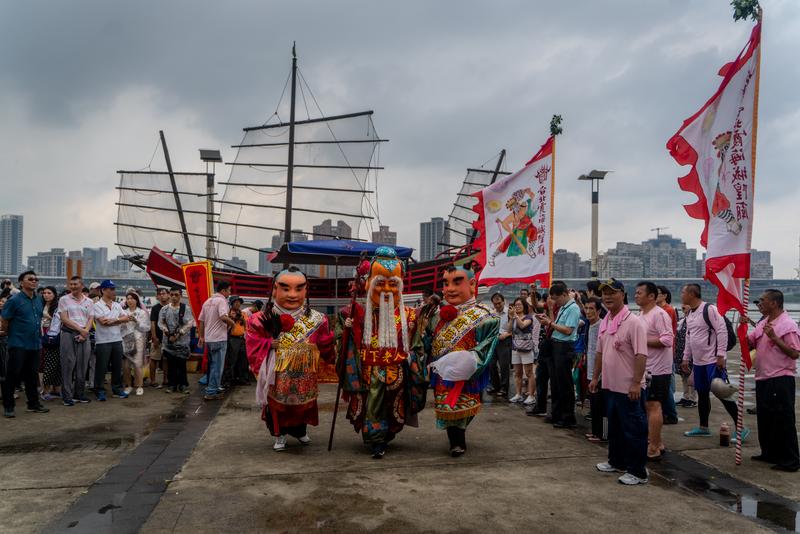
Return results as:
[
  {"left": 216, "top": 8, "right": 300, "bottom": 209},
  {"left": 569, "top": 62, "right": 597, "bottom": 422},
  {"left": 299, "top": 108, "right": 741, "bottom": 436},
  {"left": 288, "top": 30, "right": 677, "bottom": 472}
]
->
[{"left": 512, "top": 316, "right": 535, "bottom": 352}]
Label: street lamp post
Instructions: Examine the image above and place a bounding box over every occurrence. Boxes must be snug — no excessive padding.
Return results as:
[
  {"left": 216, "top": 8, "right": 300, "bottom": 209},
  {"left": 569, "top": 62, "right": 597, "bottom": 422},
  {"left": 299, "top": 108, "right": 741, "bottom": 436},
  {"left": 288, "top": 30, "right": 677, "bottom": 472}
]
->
[
  {"left": 578, "top": 170, "right": 610, "bottom": 278},
  {"left": 200, "top": 149, "right": 223, "bottom": 264}
]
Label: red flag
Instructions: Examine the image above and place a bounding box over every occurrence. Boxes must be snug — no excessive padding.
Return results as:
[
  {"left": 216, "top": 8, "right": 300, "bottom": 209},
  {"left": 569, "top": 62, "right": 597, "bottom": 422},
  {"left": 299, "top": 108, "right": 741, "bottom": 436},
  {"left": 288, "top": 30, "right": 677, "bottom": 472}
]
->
[{"left": 667, "top": 23, "right": 761, "bottom": 368}]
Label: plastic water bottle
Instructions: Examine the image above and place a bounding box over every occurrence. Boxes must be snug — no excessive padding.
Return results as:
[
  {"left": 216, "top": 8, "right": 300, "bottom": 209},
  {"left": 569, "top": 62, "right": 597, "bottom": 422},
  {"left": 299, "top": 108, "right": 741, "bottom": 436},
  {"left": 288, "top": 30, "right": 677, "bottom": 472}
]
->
[{"left": 719, "top": 422, "right": 730, "bottom": 447}]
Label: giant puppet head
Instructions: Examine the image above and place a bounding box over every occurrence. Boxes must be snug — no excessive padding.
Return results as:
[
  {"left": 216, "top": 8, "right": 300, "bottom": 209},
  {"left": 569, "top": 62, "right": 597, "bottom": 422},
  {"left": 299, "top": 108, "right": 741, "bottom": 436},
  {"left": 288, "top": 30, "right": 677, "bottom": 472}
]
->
[
  {"left": 363, "top": 246, "right": 409, "bottom": 350},
  {"left": 442, "top": 264, "right": 477, "bottom": 306},
  {"left": 272, "top": 267, "right": 308, "bottom": 312}
]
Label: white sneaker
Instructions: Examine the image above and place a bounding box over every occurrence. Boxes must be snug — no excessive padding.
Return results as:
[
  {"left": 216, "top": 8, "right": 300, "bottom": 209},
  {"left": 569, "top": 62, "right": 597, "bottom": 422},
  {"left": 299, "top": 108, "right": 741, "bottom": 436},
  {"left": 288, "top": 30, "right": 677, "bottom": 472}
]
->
[
  {"left": 596, "top": 462, "right": 624, "bottom": 473},
  {"left": 124, "top": 387, "right": 133, "bottom": 395},
  {"left": 618, "top": 471, "right": 649, "bottom": 485},
  {"left": 135, "top": 387, "right": 144, "bottom": 396},
  {"left": 508, "top": 394, "right": 523, "bottom": 403},
  {"left": 523, "top": 395, "right": 536, "bottom": 405},
  {"left": 273, "top": 435, "right": 288, "bottom": 451},
  {"left": 298, "top": 435, "right": 311, "bottom": 445}
]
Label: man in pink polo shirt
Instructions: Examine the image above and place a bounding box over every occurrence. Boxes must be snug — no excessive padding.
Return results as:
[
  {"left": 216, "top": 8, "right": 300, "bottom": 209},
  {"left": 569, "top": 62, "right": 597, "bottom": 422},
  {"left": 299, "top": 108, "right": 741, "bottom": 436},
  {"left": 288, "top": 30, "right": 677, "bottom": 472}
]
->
[
  {"left": 198, "top": 281, "right": 234, "bottom": 400},
  {"left": 679, "top": 283, "right": 748, "bottom": 441},
  {"left": 743, "top": 289, "right": 800, "bottom": 472},
  {"left": 635, "top": 281, "right": 674, "bottom": 461},
  {"left": 589, "top": 278, "right": 649, "bottom": 485}
]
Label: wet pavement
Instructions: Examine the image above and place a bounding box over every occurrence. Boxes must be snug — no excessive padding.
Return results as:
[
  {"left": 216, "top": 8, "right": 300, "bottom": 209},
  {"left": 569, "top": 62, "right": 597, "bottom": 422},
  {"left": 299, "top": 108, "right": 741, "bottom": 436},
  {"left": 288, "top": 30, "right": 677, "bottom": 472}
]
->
[{"left": 1, "top": 351, "right": 797, "bottom": 533}]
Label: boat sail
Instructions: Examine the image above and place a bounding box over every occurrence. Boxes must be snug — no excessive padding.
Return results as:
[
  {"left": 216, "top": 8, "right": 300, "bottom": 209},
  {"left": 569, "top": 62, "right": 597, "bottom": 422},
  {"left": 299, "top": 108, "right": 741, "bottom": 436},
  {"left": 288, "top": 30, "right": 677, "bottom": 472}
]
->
[
  {"left": 440, "top": 150, "right": 510, "bottom": 252},
  {"left": 214, "top": 45, "right": 387, "bottom": 268}
]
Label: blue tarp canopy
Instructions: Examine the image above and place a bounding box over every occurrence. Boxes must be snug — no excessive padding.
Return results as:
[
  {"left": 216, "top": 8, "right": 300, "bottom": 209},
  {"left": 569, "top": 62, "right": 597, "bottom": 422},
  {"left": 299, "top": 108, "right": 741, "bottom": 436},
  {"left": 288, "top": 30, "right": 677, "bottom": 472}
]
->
[{"left": 271, "top": 239, "right": 413, "bottom": 266}]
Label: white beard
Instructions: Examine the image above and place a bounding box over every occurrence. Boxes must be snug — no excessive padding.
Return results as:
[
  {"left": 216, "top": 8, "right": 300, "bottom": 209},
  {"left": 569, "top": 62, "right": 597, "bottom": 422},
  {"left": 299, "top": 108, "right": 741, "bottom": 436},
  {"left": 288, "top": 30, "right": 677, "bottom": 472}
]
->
[{"left": 363, "top": 275, "right": 409, "bottom": 351}]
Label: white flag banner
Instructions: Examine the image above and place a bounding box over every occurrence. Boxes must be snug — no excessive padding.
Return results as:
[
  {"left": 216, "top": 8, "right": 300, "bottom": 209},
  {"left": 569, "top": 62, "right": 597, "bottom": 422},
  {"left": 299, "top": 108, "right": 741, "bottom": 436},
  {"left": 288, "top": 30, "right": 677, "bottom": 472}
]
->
[
  {"left": 473, "top": 137, "right": 554, "bottom": 286},
  {"left": 667, "top": 22, "right": 760, "bottom": 314}
]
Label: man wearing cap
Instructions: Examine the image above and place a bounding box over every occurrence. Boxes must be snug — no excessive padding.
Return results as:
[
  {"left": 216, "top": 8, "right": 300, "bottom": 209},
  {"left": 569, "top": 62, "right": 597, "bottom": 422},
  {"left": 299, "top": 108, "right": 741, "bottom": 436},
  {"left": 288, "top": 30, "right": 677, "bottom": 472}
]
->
[
  {"left": 589, "top": 278, "right": 649, "bottom": 485},
  {"left": 92, "top": 280, "right": 131, "bottom": 401},
  {"left": 742, "top": 289, "right": 800, "bottom": 472},
  {"left": 1, "top": 271, "right": 49, "bottom": 417},
  {"left": 226, "top": 295, "right": 250, "bottom": 386}
]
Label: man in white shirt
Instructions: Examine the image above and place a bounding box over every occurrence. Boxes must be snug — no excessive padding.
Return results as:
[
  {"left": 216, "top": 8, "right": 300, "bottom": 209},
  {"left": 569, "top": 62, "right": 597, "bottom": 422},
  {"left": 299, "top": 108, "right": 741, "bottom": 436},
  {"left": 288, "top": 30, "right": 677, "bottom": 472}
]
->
[
  {"left": 488, "top": 292, "right": 511, "bottom": 397},
  {"left": 92, "top": 280, "right": 132, "bottom": 401},
  {"left": 59, "top": 276, "right": 95, "bottom": 406}
]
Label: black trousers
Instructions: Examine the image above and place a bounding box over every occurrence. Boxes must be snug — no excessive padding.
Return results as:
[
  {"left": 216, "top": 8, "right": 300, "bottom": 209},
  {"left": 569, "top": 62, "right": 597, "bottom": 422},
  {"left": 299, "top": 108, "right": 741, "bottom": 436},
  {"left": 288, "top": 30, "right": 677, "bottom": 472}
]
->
[
  {"left": 697, "top": 389, "right": 738, "bottom": 428},
  {"left": 94, "top": 341, "right": 124, "bottom": 395},
  {"left": 536, "top": 340, "right": 552, "bottom": 411},
  {"left": 1, "top": 347, "right": 39, "bottom": 410},
  {"left": 224, "top": 336, "right": 248, "bottom": 384},
  {"left": 550, "top": 340, "right": 576, "bottom": 424},
  {"left": 490, "top": 338, "right": 512, "bottom": 393},
  {"left": 446, "top": 427, "right": 467, "bottom": 450},
  {"left": 166, "top": 351, "right": 188, "bottom": 388},
  {"left": 590, "top": 386, "right": 608, "bottom": 439},
  {"left": 756, "top": 376, "right": 799, "bottom": 470}
]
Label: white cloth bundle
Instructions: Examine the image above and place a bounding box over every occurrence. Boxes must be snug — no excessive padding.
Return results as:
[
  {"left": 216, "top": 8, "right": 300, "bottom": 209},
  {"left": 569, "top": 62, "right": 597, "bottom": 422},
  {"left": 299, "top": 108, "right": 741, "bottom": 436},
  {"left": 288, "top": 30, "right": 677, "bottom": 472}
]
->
[{"left": 430, "top": 350, "right": 478, "bottom": 382}]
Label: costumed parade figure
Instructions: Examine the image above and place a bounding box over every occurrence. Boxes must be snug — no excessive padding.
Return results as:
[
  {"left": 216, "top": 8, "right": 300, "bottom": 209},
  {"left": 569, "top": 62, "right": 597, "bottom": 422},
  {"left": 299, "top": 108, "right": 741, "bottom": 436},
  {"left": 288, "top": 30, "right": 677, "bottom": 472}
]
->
[
  {"left": 246, "top": 267, "right": 335, "bottom": 451},
  {"left": 425, "top": 264, "right": 499, "bottom": 456},
  {"left": 337, "top": 247, "right": 428, "bottom": 459}
]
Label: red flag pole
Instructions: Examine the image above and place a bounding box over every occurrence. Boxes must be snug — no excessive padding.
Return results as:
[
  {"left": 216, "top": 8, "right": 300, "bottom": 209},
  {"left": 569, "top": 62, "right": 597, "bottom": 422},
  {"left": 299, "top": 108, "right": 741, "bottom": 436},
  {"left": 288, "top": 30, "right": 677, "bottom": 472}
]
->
[{"left": 735, "top": 9, "right": 763, "bottom": 466}]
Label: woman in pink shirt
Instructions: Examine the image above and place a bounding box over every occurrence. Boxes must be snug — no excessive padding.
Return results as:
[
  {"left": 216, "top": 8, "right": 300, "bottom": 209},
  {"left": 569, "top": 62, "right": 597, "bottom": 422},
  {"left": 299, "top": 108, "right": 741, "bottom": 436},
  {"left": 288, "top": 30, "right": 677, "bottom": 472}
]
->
[{"left": 743, "top": 289, "right": 800, "bottom": 472}]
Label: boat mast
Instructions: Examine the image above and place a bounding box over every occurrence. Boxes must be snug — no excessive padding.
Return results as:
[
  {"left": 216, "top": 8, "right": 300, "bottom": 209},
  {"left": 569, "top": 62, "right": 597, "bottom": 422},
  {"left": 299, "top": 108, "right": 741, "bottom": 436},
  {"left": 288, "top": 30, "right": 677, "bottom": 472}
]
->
[
  {"left": 160, "top": 130, "right": 194, "bottom": 261},
  {"left": 283, "top": 42, "right": 298, "bottom": 254},
  {"left": 468, "top": 149, "right": 506, "bottom": 244}
]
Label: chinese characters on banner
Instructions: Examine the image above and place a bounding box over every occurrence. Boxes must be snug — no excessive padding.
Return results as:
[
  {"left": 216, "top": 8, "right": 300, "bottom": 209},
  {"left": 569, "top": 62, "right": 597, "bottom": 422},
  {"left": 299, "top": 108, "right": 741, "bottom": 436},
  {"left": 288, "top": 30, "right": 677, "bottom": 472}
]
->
[
  {"left": 667, "top": 22, "right": 761, "bottom": 367},
  {"left": 472, "top": 137, "right": 555, "bottom": 287},
  {"left": 181, "top": 260, "right": 213, "bottom": 322}
]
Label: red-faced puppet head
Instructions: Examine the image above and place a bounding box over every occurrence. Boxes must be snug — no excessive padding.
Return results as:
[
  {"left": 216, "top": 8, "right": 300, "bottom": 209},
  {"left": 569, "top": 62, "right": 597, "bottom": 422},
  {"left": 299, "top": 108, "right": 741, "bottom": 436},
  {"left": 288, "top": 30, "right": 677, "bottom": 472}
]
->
[{"left": 442, "top": 264, "right": 477, "bottom": 306}]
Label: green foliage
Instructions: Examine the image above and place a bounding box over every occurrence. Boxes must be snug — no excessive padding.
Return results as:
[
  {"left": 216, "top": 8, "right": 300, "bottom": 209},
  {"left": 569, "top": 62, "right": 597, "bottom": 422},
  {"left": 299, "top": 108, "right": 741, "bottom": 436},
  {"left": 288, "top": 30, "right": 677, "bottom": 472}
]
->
[
  {"left": 731, "top": 0, "right": 761, "bottom": 22},
  {"left": 550, "top": 114, "right": 563, "bottom": 137}
]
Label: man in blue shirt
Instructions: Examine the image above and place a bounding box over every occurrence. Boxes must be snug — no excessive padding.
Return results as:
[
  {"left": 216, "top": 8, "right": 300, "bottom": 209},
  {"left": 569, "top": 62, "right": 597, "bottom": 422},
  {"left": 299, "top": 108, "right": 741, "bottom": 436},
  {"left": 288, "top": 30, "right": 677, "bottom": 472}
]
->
[
  {"left": 1, "top": 270, "right": 49, "bottom": 417},
  {"left": 536, "top": 281, "right": 580, "bottom": 428}
]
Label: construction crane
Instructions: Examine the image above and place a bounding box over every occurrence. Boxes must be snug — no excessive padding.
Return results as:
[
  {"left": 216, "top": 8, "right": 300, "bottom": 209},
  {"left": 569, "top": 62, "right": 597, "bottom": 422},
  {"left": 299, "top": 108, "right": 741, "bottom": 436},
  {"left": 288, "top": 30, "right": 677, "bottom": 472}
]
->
[{"left": 650, "top": 226, "right": 670, "bottom": 237}]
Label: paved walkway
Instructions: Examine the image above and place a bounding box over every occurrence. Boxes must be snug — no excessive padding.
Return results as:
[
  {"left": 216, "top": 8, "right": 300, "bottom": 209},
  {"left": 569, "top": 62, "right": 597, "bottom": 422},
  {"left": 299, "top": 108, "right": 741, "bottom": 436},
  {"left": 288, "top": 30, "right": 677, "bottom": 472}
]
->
[{"left": 2, "top": 354, "right": 798, "bottom": 533}]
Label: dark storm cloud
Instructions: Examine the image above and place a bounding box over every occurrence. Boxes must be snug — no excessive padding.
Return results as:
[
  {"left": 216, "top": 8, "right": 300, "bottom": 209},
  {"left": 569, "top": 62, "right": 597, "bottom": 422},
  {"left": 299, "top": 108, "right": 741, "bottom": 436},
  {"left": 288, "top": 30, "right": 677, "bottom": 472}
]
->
[{"left": 0, "top": 0, "right": 798, "bottom": 275}]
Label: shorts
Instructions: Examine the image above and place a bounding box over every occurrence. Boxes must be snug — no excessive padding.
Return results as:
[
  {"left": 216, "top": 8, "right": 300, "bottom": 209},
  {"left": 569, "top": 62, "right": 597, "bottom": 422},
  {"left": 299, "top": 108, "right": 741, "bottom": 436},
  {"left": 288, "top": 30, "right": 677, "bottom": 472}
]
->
[
  {"left": 511, "top": 350, "right": 535, "bottom": 365},
  {"left": 149, "top": 344, "right": 163, "bottom": 361},
  {"left": 646, "top": 373, "right": 671, "bottom": 404},
  {"left": 692, "top": 363, "right": 726, "bottom": 394}
]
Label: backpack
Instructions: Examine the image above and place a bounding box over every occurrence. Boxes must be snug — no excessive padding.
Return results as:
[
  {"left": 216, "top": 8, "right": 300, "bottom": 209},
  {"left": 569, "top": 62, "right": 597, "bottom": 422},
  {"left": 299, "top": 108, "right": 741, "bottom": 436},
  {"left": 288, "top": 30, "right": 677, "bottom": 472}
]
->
[{"left": 701, "top": 303, "right": 737, "bottom": 352}]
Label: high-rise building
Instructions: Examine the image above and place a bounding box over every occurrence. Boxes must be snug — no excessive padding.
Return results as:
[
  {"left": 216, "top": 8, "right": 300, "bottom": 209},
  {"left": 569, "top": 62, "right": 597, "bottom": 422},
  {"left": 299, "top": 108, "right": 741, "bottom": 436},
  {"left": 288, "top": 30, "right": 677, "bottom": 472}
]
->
[
  {"left": 597, "top": 235, "right": 700, "bottom": 279},
  {"left": 750, "top": 249, "right": 774, "bottom": 279},
  {"left": 27, "top": 248, "right": 67, "bottom": 277},
  {"left": 107, "top": 255, "right": 131, "bottom": 275},
  {"left": 258, "top": 248, "right": 273, "bottom": 275},
  {"left": 0, "top": 214, "right": 24, "bottom": 274},
  {"left": 420, "top": 217, "right": 448, "bottom": 262},
  {"left": 228, "top": 256, "right": 248, "bottom": 272},
  {"left": 552, "top": 249, "right": 592, "bottom": 279},
  {"left": 312, "top": 219, "right": 352, "bottom": 241},
  {"left": 82, "top": 247, "right": 108, "bottom": 276},
  {"left": 371, "top": 225, "right": 397, "bottom": 246}
]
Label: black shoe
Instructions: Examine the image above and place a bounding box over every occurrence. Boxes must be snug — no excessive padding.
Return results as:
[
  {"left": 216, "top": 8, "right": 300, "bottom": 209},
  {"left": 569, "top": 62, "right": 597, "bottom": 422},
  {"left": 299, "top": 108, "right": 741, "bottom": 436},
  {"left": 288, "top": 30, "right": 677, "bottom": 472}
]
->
[
  {"left": 450, "top": 446, "right": 465, "bottom": 457},
  {"left": 664, "top": 416, "right": 679, "bottom": 425},
  {"left": 678, "top": 400, "right": 697, "bottom": 408},
  {"left": 771, "top": 464, "right": 799, "bottom": 472},
  {"left": 496, "top": 390, "right": 507, "bottom": 397},
  {"left": 26, "top": 404, "right": 50, "bottom": 413},
  {"left": 3, "top": 409, "right": 15, "bottom": 418},
  {"left": 371, "top": 444, "right": 386, "bottom": 459},
  {"left": 751, "top": 454, "right": 774, "bottom": 463},
  {"left": 746, "top": 407, "right": 757, "bottom": 415},
  {"left": 553, "top": 421, "right": 576, "bottom": 429}
]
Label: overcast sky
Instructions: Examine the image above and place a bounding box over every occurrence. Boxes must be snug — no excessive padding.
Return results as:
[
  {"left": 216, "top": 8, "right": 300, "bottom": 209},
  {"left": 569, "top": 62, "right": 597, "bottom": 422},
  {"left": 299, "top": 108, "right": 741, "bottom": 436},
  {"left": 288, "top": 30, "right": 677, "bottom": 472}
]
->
[{"left": 2, "top": 0, "right": 798, "bottom": 277}]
